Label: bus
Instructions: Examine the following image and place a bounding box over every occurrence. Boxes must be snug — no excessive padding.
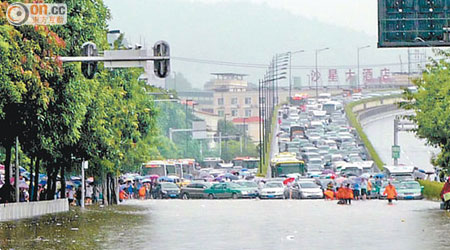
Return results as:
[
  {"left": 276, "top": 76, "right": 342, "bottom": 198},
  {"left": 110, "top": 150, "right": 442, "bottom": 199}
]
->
[
  {"left": 271, "top": 159, "right": 305, "bottom": 178},
  {"left": 141, "top": 160, "right": 167, "bottom": 176},
  {"left": 233, "top": 157, "right": 260, "bottom": 169},
  {"left": 202, "top": 157, "right": 223, "bottom": 168},
  {"left": 291, "top": 93, "right": 308, "bottom": 111},
  {"left": 322, "top": 101, "right": 343, "bottom": 115},
  {"left": 384, "top": 165, "right": 416, "bottom": 180},
  {"left": 338, "top": 163, "right": 363, "bottom": 177},
  {"left": 174, "top": 159, "right": 196, "bottom": 178},
  {"left": 290, "top": 125, "right": 306, "bottom": 140}
]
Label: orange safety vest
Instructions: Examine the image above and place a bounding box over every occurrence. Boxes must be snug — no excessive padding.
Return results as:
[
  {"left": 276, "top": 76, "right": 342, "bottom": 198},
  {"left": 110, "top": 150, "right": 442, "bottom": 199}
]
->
[
  {"left": 139, "top": 186, "right": 146, "bottom": 197},
  {"left": 383, "top": 185, "right": 397, "bottom": 199}
]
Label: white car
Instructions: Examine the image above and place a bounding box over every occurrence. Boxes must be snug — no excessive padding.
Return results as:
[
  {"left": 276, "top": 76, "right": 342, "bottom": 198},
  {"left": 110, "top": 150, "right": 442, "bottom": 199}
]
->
[
  {"left": 260, "top": 182, "right": 286, "bottom": 199},
  {"left": 297, "top": 182, "right": 324, "bottom": 199}
]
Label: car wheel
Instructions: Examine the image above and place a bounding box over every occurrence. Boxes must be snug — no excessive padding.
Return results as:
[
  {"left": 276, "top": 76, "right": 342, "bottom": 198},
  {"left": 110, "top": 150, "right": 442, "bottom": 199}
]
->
[
  {"left": 208, "top": 194, "right": 214, "bottom": 200},
  {"left": 232, "top": 193, "right": 238, "bottom": 199},
  {"left": 182, "top": 193, "right": 189, "bottom": 200}
]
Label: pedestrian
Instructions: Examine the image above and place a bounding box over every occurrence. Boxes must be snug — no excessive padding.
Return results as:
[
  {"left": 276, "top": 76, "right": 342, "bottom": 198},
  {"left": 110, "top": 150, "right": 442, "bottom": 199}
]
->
[
  {"left": 440, "top": 177, "right": 450, "bottom": 210},
  {"left": 76, "top": 186, "right": 82, "bottom": 206},
  {"left": 353, "top": 181, "right": 360, "bottom": 200},
  {"left": 139, "top": 185, "right": 146, "bottom": 200},
  {"left": 67, "top": 186, "right": 75, "bottom": 206},
  {"left": 367, "top": 177, "right": 373, "bottom": 198},
  {"left": 119, "top": 188, "right": 128, "bottom": 203},
  {"left": 383, "top": 181, "right": 397, "bottom": 205},
  {"left": 375, "top": 176, "right": 383, "bottom": 197},
  {"left": 85, "top": 184, "right": 93, "bottom": 205},
  {"left": 345, "top": 183, "right": 353, "bottom": 205},
  {"left": 360, "top": 178, "right": 368, "bottom": 200}
]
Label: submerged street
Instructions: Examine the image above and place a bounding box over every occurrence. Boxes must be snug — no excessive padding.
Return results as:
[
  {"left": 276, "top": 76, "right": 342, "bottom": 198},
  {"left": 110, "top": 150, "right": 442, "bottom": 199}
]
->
[{"left": 125, "top": 200, "right": 449, "bottom": 250}]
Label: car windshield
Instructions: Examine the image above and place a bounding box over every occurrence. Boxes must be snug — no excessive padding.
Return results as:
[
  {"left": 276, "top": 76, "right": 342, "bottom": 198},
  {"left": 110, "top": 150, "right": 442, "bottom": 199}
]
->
[
  {"left": 161, "top": 182, "right": 178, "bottom": 188},
  {"left": 264, "top": 182, "right": 283, "bottom": 188},
  {"left": 300, "top": 182, "right": 319, "bottom": 188},
  {"left": 238, "top": 182, "right": 258, "bottom": 188},
  {"left": 398, "top": 182, "right": 420, "bottom": 189}
]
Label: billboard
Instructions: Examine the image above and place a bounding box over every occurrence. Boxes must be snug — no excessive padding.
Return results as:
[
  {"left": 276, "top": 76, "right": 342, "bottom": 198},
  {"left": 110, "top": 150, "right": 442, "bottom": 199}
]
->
[{"left": 378, "top": 0, "right": 450, "bottom": 48}]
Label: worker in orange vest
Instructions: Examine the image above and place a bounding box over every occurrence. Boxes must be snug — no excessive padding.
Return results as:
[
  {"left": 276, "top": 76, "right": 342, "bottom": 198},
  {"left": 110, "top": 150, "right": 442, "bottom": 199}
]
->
[{"left": 383, "top": 181, "right": 397, "bottom": 204}]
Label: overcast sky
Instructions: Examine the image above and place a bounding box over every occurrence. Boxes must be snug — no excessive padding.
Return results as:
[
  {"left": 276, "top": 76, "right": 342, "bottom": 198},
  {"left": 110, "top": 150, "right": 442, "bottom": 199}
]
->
[
  {"left": 185, "top": 0, "right": 378, "bottom": 36},
  {"left": 105, "top": 0, "right": 428, "bottom": 88}
]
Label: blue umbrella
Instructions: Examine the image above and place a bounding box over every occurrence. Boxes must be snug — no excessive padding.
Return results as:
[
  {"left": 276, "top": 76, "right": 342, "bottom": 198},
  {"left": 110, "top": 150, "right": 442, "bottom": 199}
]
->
[
  {"left": 39, "top": 180, "right": 47, "bottom": 186},
  {"left": 241, "top": 168, "right": 248, "bottom": 172},
  {"left": 375, "top": 173, "right": 385, "bottom": 178},
  {"left": 418, "top": 169, "right": 426, "bottom": 174}
]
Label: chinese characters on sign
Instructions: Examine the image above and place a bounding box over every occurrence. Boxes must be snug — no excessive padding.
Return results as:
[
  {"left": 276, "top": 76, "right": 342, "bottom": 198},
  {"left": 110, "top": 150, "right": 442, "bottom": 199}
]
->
[{"left": 328, "top": 69, "right": 338, "bottom": 83}]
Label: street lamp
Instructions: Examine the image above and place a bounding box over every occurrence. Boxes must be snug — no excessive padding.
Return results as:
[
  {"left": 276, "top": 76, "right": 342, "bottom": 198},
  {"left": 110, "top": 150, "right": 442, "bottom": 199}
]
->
[
  {"left": 287, "top": 50, "right": 305, "bottom": 104},
  {"left": 357, "top": 45, "right": 370, "bottom": 89},
  {"left": 315, "top": 47, "right": 330, "bottom": 99}
]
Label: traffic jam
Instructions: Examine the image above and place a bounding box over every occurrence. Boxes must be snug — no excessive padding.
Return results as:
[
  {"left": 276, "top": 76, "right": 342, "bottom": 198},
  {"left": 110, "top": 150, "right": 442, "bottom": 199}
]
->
[{"left": 121, "top": 91, "right": 424, "bottom": 202}]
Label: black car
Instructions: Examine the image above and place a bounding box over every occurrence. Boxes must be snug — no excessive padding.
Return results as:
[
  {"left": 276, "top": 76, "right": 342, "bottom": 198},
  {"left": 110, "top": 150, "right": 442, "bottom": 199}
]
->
[
  {"left": 180, "top": 182, "right": 212, "bottom": 199},
  {"left": 154, "top": 182, "right": 180, "bottom": 199}
]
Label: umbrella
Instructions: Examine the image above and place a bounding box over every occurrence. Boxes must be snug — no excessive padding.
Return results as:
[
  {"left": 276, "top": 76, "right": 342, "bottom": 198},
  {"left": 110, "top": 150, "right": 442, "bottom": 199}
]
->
[
  {"left": 149, "top": 175, "right": 159, "bottom": 179},
  {"left": 142, "top": 179, "right": 152, "bottom": 183},
  {"left": 70, "top": 176, "right": 81, "bottom": 181},
  {"left": 418, "top": 169, "right": 426, "bottom": 174},
  {"left": 374, "top": 173, "right": 385, "bottom": 178},
  {"left": 223, "top": 174, "right": 238, "bottom": 180},
  {"left": 18, "top": 181, "right": 29, "bottom": 189},
  {"left": 322, "top": 169, "right": 334, "bottom": 175},
  {"left": 39, "top": 180, "right": 47, "bottom": 186},
  {"left": 241, "top": 168, "right": 248, "bottom": 172},
  {"left": 120, "top": 184, "right": 127, "bottom": 191},
  {"left": 87, "top": 177, "right": 94, "bottom": 183},
  {"left": 335, "top": 177, "right": 346, "bottom": 185},
  {"left": 283, "top": 177, "right": 295, "bottom": 185}
]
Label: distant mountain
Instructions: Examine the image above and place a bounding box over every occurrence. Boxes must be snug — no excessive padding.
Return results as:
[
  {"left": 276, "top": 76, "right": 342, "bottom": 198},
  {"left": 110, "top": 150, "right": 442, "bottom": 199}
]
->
[{"left": 106, "top": 0, "right": 410, "bottom": 88}]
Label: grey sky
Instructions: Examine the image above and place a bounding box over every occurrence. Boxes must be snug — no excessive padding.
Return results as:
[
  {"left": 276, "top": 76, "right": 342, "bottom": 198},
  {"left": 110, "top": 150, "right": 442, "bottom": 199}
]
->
[{"left": 105, "top": 0, "right": 428, "bottom": 88}]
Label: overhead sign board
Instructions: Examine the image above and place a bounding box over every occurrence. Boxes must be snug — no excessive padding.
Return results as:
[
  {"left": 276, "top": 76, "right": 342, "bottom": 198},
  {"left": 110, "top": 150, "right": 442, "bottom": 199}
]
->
[
  {"left": 378, "top": 0, "right": 450, "bottom": 47},
  {"left": 192, "top": 121, "right": 207, "bottom": 139}
]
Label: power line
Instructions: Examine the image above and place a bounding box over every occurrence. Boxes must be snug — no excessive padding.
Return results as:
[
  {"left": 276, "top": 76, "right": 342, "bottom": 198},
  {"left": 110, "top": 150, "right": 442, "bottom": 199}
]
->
[{"left": 171, "top": 56, "right": 423, "bottom": 70}]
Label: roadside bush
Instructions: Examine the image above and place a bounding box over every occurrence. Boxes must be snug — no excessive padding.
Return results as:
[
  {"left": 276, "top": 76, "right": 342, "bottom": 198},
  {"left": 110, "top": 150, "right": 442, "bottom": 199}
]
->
[{"left": 418, "top": 180, "right": 444, "bottom": 201}]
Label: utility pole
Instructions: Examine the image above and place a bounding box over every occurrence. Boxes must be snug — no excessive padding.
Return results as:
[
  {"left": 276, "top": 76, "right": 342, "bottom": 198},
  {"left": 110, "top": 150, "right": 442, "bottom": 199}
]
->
[
  {"left": 357, "top": 45, "right": 370, "bottom": 89},
  {"left": 15, "top": 136, "right": 19, "bottom": 203},
  {"left": 81, "top": 160, "right": 87, "bottom": 209},
  {"left": 288, "top": 50, "right": 305, "bottom": 104},
  {"left": 394, "top": 117, "right": 399, "bottom": 166},
  {"left": 315, "top": 48, "right": 330, "bottom": 99}
]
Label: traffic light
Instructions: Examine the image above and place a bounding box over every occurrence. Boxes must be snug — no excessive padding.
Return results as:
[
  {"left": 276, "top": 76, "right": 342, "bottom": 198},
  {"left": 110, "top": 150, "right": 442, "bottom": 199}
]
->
[
  {"left": 153, "top": 41, "right": 170, "bottom": 78},
  {"left": 81, "top": 42, "right": 98, "bottom": 79},
  {"left": 378, "top": 0, "right": 450, "bottom": 47}
]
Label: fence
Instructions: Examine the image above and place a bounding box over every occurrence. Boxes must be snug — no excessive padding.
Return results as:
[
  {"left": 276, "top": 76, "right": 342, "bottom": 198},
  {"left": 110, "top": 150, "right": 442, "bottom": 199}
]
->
[{"left": 0, "top": 198, "right": 69, "bottom": 222}]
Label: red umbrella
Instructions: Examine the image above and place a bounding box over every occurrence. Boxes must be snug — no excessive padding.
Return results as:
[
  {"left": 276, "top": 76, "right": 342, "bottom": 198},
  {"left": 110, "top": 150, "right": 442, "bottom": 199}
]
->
[{"left": 283, "top": 177, "right": 295, "bottom": 185}]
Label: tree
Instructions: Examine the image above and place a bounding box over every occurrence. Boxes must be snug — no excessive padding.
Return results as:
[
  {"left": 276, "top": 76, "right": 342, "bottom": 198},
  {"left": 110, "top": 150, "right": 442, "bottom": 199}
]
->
[{"left": 401, "top": 50, "right": 450, "bottom": 173}]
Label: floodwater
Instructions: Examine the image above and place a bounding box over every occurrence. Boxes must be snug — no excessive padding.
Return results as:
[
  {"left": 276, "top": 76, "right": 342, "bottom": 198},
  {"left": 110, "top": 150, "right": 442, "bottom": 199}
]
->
[
  {"left": 0, "top": 205, "right": 148, "bottom": 250},
  {"left": 128, "top": 199, "right": 449, "bottom": 250},
  {"left": 1, "top": 200, "right": 449, "bottom": 250}
]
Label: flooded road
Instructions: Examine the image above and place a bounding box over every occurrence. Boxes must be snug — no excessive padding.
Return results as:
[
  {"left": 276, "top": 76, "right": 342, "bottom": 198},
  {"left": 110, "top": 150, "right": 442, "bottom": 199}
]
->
[
  {"left": 1, "top": 200, "right": 449, "bottom": 250},
  {"left": 127, "top": 199, "right": 449, "bottom": 250}
]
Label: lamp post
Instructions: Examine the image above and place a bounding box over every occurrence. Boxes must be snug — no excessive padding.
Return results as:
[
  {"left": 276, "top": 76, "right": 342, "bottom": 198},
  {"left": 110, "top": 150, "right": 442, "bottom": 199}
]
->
[
  {"left": 357, "top": 45, "right": 370, "bottom": 89},
  {"left": 315, "top": 47, "right": 330, "bottom": 99},
  {"left": 288, "top": 50, "right": 305, "bottom": 104}
]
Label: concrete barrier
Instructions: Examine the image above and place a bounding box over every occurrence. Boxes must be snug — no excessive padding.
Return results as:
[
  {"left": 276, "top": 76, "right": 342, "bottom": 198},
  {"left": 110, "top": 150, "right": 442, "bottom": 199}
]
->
[{"left": 0, "top": 198, "right": 69, "bottom": 222}]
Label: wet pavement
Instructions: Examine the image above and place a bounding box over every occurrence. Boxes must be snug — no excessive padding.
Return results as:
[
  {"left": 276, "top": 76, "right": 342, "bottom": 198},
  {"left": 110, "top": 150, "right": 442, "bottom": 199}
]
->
[
  {"left": 364, "top": 113, "right": 440, "bottom": 173},
  {"left": 1, "top": 200, "right": 449, "bottom": 250},
  {"left": 126, "top": 199, "right": 449, "bottom": 250}
]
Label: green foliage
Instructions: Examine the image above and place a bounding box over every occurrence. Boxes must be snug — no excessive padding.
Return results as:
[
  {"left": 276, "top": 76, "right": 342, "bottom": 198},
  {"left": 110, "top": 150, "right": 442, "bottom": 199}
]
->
[
  {"left": 401, "top": 50, "right": 450, "bottom": 172},
  {"left": 418, "top": 180, "right": 444, "bottom": 200},
  {"left": 345, "top": 102, "right": 385, "bottom": 170}
]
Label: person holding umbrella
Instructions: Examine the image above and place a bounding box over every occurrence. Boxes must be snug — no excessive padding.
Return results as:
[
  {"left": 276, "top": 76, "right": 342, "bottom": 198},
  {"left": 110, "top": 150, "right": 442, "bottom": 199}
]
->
[
  {"left": 440, "top": 177, "right": 450, "bottom": 210},
  {"left": 383, "top": 181, "right": 397, "bottom": 205}
]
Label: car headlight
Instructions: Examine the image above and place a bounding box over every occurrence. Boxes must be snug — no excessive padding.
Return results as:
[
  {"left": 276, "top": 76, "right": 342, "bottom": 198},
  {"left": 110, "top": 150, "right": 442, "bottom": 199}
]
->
[
  {"left": 241, "top": 191, "right": 248, "bottom": 195},
  {"left": 161, "top": 191, "right": 167, "bottom": 194}
]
